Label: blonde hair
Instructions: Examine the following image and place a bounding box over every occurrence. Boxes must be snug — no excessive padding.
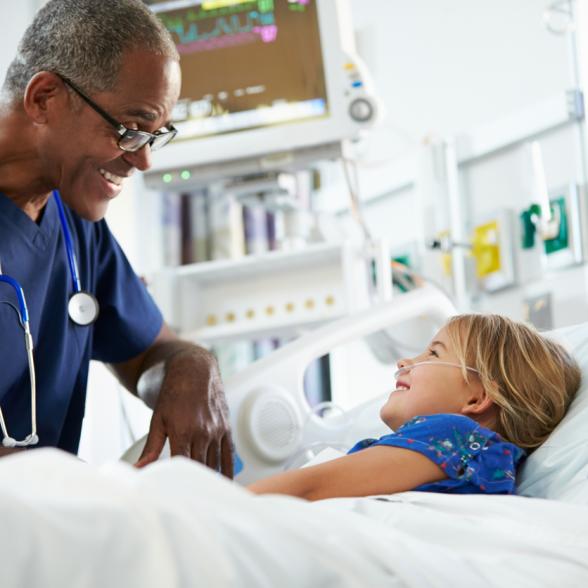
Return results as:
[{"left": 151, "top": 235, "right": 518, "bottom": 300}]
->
[{"left": 445, "top": 314, "right": 581, "bottom": 451}]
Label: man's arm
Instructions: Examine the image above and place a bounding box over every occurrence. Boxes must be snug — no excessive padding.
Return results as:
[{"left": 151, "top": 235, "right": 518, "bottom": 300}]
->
[
  {"left": 248, "top": 446, "right": 446, "bottom": 500},
  {"left": 109, "top": 322, "right": 233, "bottom": 476}
]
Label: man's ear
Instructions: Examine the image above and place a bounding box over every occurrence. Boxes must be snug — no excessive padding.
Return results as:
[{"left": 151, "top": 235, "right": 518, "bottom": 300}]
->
[{"left": 22, "top": 71, "right": 65, "bottom": 124}]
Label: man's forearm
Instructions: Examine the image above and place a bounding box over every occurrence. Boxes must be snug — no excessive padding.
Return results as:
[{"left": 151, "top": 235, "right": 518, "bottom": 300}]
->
[
  {"left": 135, "top": 341, "right": 216, "bottom": 409},
  {"left": 109, "top": 322, "right": 217, "bottom": 404},
  {"left": 0, "top": 447, "right": 25, "bottom": 458}
]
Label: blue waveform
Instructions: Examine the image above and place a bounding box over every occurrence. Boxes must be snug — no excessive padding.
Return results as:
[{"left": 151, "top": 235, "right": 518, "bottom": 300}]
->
[{"left": 169, "top": 10, "right": 276, "bottom": 45}]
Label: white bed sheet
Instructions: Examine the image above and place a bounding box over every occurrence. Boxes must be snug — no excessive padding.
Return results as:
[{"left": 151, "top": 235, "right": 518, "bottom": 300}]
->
[{"left": 0, "top": 449, "right": 587, "bottom": 588}]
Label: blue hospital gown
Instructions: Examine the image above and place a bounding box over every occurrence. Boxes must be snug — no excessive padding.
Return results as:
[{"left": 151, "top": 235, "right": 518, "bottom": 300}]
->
[{"left": 347, "top": 414, "right": 526, "bottom": 495}]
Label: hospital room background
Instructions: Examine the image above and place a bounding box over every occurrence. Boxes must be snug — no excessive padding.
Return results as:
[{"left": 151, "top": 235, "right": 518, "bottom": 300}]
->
[{"left": 1, "top": 0, "right": 586, "bottom": 465}]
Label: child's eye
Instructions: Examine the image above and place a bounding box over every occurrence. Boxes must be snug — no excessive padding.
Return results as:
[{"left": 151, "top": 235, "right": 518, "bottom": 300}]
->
[{"left": 428, "top": 348, "right": 439, "bottom": 357}]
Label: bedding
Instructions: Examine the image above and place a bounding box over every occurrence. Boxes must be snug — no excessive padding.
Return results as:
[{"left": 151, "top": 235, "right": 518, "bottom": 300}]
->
[{"left": 0, "top": 449, "right": 586, "bottom": 588}]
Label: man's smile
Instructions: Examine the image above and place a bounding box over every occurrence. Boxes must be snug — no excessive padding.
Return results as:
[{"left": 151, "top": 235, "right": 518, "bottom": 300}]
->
[{"left": 98, "top": 168, "right": 127, "bottom": 186}]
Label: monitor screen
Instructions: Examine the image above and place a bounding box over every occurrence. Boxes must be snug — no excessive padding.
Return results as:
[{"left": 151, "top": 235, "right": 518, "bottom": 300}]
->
[{"left": 146, "top": 0, "right": 329, "bottom": 143}]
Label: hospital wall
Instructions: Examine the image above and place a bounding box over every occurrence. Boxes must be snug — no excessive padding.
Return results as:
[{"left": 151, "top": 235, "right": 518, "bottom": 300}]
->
[
  {"left": 314, "top": 0, "right": 584, "bottom": 408},
  {"left": 329, "top": 121, "right": 587, "bottom": 410}
]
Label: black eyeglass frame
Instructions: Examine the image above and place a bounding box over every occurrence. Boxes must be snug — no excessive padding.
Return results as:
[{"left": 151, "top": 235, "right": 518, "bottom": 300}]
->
[{"left": 58, "top": 75, "right": 177, "bottom": 152}]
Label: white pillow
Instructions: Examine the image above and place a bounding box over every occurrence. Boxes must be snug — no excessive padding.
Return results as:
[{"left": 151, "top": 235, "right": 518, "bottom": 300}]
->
[{"left": 516, "top": 322, "right": 588, "bottom": 503}]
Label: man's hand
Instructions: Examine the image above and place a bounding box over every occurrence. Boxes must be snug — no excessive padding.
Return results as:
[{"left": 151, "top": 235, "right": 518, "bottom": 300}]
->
[{"left": 135, "top": 348, "right": 233, "bottom": 477}]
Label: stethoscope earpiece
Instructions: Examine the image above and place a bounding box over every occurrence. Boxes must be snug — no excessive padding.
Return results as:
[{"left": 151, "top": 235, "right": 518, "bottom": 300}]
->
[
  {"left": 1, "top": 433, "right": 38, "bottom": 448},
  {"left": 2, "top": 437, "right": 16, "bottom": 448}
]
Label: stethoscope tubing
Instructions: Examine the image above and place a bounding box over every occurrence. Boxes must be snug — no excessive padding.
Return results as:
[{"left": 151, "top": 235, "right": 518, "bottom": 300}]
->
[
  {"left": 0, "top": 275, "right": 29, "bottom": 324},
  {"left": 52, "top": 189, "right": 82, "bottom": 293}
]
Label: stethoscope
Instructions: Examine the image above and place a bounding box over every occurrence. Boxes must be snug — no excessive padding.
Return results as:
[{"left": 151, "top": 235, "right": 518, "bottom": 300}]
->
[{"left": 0, "top": 190, "right": 100, "bottom": 448}]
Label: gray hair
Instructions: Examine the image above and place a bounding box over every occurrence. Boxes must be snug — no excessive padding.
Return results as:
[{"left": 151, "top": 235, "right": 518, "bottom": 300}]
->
[{"left": 3, "top": 0, "right": 179, "bottom": 102}]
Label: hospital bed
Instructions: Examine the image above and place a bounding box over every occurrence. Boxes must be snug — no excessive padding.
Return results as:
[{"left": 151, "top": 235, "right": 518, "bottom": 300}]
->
[
  {"left": 1, "top": 287, "right": 588, "bottom": 587},
  {"left": 123, "top": 285, "right": 457, "bottom": 482}
]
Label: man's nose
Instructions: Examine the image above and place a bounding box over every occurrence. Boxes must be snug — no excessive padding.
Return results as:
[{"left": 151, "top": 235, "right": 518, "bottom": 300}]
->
[{"left": 122, "top": 144, "right": 153, "bottom": 172}]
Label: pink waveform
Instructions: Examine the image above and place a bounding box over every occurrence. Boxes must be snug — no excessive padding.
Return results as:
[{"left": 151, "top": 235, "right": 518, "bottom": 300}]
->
[
  {"left": 177, "top": 32, "right": 256, "bottom": 54},
  {"left": 252, "top": 25, "right": 278, "bottom": 43},
  {"left": 177, "top": 26, "right": 278, "bottom": 55}
]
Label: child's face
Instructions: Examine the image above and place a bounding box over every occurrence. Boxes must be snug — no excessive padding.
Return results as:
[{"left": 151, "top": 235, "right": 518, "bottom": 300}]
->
[{"left": 380, "top": 326, "right": 483, "bottom": 430}]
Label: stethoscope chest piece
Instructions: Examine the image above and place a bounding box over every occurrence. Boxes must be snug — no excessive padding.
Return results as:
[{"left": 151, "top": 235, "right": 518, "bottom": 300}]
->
[
  {"left": 68, "top": 291, "right": 99, "bottom": 326},
  {"left": 52, "top": 189, "right": 100, "bottom": 326}
]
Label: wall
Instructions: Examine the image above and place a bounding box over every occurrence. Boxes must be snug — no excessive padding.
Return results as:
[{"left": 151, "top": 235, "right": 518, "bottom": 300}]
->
[
  {"left": 0, "top": 2, "right": 35, "bottom": 80},
  {"left": 324, "top": 0, "right": 577, "bottom": 301},
  {"left": 318, "top": 0, "right": 570, "bottom": 212},
  {"left": 351, "top": 0, "right": 568, "bottom": 141}
]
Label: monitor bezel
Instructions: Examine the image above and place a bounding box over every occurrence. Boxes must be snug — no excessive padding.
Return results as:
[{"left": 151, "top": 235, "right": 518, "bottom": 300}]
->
[{"left": 147, "top": 0, "right": 367, "bottom": 174}]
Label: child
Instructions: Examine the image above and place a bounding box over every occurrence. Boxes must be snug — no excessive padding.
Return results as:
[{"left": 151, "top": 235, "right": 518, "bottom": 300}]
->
[{"left": 248, "top": 314, "right": 581, "bottom": 500}]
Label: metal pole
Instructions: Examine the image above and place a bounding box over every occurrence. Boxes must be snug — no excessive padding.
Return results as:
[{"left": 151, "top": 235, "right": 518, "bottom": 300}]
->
[{"left": 444, "top": 138, "right": 469, "bottom": 311}]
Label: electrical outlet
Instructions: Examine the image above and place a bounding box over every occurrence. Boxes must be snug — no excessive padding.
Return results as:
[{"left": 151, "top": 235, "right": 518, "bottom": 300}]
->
[
  {"left": 472, "top": 220, "right": 501, "bottom": 277},
  {"left": 540, "top": 185, "right": 584, "bottom": 273},
  {"left": 471, "top": 210, "right": 515, "bottom": 292},
  {"left": 523, "top": 292, "right": 553, "bottom": 330},
  {"left": 543, "top": 196, "right": 569, "bottom": 255}
]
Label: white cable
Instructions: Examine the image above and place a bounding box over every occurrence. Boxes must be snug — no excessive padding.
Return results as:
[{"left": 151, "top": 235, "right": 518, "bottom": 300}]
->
[{"left": 341, "top": 157, "right": 373, "bottom": 243}]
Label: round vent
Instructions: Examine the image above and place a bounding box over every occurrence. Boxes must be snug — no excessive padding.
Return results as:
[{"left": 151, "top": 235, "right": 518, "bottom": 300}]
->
[{"left": 240, "top": 387, "right": 303, "bottom": 463}]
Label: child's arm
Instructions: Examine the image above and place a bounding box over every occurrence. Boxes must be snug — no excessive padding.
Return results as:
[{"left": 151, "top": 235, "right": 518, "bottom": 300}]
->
[{"left": 247, "top": 446, "right": 447, "bottom": 501}]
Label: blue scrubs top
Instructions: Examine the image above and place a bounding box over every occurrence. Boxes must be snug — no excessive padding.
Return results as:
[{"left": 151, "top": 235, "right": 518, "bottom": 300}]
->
[{"left": 0, "top": 192, "right": 163, "bottom": 453}]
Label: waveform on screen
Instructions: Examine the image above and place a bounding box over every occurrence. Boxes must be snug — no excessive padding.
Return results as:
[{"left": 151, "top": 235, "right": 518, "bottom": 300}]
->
[{"left": 162, "top": 1, "right": 279, "bottom": 54}]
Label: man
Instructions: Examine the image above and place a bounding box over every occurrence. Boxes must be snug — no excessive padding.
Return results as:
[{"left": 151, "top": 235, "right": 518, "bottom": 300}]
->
[{"left": 0, "top": 0, "right": 233, "bottom": 476}]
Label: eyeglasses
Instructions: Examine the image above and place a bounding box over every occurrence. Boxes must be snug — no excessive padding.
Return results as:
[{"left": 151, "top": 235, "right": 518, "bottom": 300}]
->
[
  {"left": 59, "top": 76, "right": 177, "bottom": 152},
  {"left": 394, "top": 361, "right": 480, "bottom": 380}
]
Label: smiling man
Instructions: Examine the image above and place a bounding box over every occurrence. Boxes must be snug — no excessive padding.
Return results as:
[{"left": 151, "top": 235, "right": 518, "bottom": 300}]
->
[{"left": 0, "top": 0, "right": 234, "bottom": 476}]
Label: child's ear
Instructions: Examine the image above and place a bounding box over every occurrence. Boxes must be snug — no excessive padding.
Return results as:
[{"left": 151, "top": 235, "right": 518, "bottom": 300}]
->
[{"left": 461, "top": 382, "right": 496, "bottom": 416}]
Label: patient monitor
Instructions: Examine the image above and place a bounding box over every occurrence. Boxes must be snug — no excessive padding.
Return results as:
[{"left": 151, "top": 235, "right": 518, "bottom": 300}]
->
[{"left": 143, "top": 0, "right": 379, "bottom": 188}]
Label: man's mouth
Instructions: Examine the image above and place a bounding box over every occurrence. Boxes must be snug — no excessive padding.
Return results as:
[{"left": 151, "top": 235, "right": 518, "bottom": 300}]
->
[{"left": 99, "top": 168, "right": 125, "bottom": 186}]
